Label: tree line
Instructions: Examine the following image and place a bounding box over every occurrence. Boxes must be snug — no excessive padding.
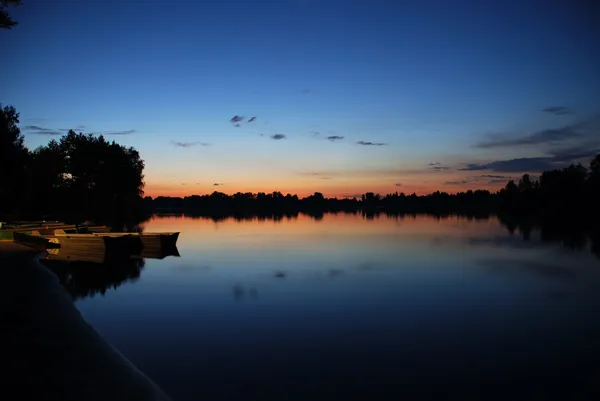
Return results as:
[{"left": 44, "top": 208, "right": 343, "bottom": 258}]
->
[
  {"left": 1, "top": 105, "right": 146, "bottom": 223},
  {"left": 148, "top": 153, "right": 600, "bottom": 217}
]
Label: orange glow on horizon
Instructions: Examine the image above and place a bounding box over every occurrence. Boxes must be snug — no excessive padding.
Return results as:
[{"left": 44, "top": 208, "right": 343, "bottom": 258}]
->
[{"left": 144, "top": 181, "right": 506, "bottom": 198}]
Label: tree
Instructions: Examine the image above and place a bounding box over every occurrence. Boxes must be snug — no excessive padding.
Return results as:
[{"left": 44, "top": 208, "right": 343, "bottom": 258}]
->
[
  {"left": 54, "top": 130, "right": 145, "bottom": 221},
  {"left": 0, "top": 104, "right": 29, "bottom": 216},
  {"left": 1, "top": 0, "right": 22, "bottom": 29}
]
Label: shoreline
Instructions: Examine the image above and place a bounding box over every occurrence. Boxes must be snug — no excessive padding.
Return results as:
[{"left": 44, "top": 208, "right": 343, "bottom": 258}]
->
[{"left": 0, "top": 243, "right": 171, "bottom": 401}]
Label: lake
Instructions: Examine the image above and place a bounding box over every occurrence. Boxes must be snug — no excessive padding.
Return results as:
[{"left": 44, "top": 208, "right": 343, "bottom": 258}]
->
[{"left": 73, "top": 213, "right": 600, "bottom": 400}]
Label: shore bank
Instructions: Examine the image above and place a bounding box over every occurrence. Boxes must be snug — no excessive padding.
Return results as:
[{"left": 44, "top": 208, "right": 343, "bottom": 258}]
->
[{"left": 0, "top": 243, "right": 171, "bottom": 401}]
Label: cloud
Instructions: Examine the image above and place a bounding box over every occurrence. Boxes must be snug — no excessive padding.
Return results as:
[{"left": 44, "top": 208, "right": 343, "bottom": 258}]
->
[
  {"left": 23, "top": 125, "right": 62, "bottom": 135},
  {"left": 487, "top": 179, "right": 507, "bottom": 184},
  {"left": 181, "top": 183, "right": 186, "bottom": 186},
  {"left": 230, "top": 115, "right": 244, "bottom": 123},
  {"left": 428, "top": 162, "right": 441, "bottom": 166},
  {"left": 60, "top": 125, "right": 86, "bottom": 132},
  {"left": 234, "top": 123, "right": 241, "bottom": 128},
  {"left": 327, "top": 135, "right": 344, "bottom": 142},
  {"left": 445, "top": 180, "right": 469, "bottom": 185},
  {"left": 357, "top": 141, "right": 387, "bottom": 146},
  {"left": 171, "top": 141, "right": 211, "bottom": 148},
  {"left": 311, "top": 131, "right": 320, "bottom": 136},
  {"left": 430, "top": 166, "right": 449, "bottom": 171},
  {"left": 213, "top": 183, "right": 223, "bottom": 186},
  {"left": 475, "top": 122, "right": 585, "bottom": 148},
  {"left": 395, "top": 183, "right": 403, "bottom": 187},
  {"left": 298, "top": 172, "right": 335, "bottom": 177},
  {"left": 542, "top": 106, "right": 574, "bottom": 115},
  {"left": 301, "top": 89, "right": 312, "bottom": 94},
  {"left": 95, "top": 129, "right": 136, "bottom": 135},
  {"left": 248, "top": 117, "right": 257, "bottom": 123},
  {"left": 27, "top": 125, "right": 133, "bottom": 136},
  {"left": 271, "top": 134, "right": 286, "bottom": 140},
  {"left": 480, "top": 175, "right": 510, "bottom": 179},
  {"left": 459, "top": 145, "right": 600, "bottom": 173}
]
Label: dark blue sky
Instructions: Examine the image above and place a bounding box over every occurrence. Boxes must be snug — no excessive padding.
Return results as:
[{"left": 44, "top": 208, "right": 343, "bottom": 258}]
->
[{"left": 3, "top": 0, "right": 599, "bottom": 196}]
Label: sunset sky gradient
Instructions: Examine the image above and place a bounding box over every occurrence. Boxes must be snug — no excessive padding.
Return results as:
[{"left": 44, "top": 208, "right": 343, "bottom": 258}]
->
[{"left": 3, "top": 0, "right": 599, "bottom": 197}]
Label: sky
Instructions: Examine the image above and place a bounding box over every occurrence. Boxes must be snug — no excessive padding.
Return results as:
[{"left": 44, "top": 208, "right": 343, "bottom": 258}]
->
[{"left": 3, "top": 0, "right": 600, "bottom": 198}]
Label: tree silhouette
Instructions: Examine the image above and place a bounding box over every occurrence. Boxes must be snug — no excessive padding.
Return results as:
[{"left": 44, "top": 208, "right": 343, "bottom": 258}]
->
[
  {"left": 52, "top": 130, "right": 145, "bottom": 221},
  {"left": 0, "top": 0, "right": 22, "bottom": 29},
  {"left": 0, "top": 105, "right": 29, "bottom": 216},
  {"left": 1, "top": 106, "right": 145, "bottom": 222}
]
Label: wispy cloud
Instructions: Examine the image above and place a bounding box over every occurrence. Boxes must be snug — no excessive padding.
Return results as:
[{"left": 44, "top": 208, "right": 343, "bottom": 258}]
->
[
  {"left": 171, "top": 141, "right": 211, "bottom": 148},
  {"left": 487, "top": 179, "right": 507, "bottom": 184},
  {"left": 430, "top": 166, "right": 449, "bottom": 171},
  {"left": 480, "top": 175, "right": 510, "bottom": 179},
  {"left": 357, "top": 141, "right": 387, "bottom": 146},
  {"left": 475, "top": 122, "right": 585, "bottom": 148},
  {"left": 213, "top": 183, "right": 224, "bottom": 186},
  {"left": 428, "top": 162, "right": 441, "bottom": 166},
  {"left": 248, "top": 116, "right": 257, "bottom": 123},
  {"left": 23, "top": 125, "right": 62, "bottom": 135},
  {"left": 460, "top": 145, "right": 600, "bottom": 173},
  {"left": 271, "top": 134, "right": 286, "bottom": 140},
  {"left": 93, "top": 129, "right": 136, "bottom": 135},
  {"left": 395, "top": 183, "right": 403, "bottom": 187},
  {"left": 311, "top": 131, "right": 320, "bottom": 136},
  {"left": 301, "top": 89, "right": 312, "bottom": 95},
  {"left": 59, "top": 125, "right": 87, "bottom": 132},
  {"left": 445, "top": 180, "right": 469, "bottom": 185},
  {"left": 298, "top": 172, "right": 336, "bottom": 177},
  {"left": 327, "top": 135, "right": 344, "bottom": 142},
  {"left": 230, "top": 115, "right": 244, "bottom": 123},
  {"left": 542, "top": 106, "right": 574, "bottom": 116}
]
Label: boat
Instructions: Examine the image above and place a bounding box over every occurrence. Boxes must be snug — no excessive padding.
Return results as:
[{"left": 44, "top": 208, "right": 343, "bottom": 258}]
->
[
  {"left": 13, "top": 231, "right": 60, "bottom": 249},
  {"left": 66, "top": 230, "right": 180, "bottom": 250},
  {"left": 51, "top": 232, "right": 143, "bottom": 255}
]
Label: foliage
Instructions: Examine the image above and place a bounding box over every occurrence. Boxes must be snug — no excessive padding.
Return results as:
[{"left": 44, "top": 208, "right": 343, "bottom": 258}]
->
[
  {"left": 0, "top": 105, "right": 29, "bottom": 215},
  {"left": 0, "top": 0, "right": 22, "bottom": 29},
  {"left": 0, "top": 106, "right": 145, "bottom": 222}
]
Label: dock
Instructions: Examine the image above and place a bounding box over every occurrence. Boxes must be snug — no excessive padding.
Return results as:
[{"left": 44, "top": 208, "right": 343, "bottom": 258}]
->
[{"left": 3, "top": 223, "right": 180, "bottom": 263}]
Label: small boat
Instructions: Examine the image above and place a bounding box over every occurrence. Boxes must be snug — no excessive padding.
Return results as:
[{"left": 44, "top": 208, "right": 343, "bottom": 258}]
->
[
  {"left": 13, "top": 231, "right": 61, "bottom": 249},
  {"left": 51, "top": 232, "right": 143, "bottom": 255},
  {"left": 65, "top": 230, "right": 180, "bottom": 250}
]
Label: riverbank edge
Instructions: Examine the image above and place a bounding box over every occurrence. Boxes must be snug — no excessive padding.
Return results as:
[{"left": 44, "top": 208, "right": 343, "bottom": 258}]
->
[{"left": 0, "top": 243, "right": 171, "bottom": 401}]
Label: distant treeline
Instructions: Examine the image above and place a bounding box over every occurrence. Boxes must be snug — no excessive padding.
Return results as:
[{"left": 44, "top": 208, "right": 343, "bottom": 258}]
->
[
  {"left": 1, "top": 105, "right": 145, "bottom": 222},
  {"left": 147, "top": 153, "right": 600, "bottom": 217}
]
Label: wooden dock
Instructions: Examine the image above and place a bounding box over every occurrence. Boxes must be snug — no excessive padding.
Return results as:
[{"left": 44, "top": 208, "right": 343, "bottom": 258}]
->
[{"left": 4, "top": 227, "right": 180, "bottom": 263}]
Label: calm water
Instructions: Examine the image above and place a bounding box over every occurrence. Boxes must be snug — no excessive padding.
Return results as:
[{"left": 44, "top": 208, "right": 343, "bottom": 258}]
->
[{"left": 73, "top": 214, "right": 600, "bottom": 400}]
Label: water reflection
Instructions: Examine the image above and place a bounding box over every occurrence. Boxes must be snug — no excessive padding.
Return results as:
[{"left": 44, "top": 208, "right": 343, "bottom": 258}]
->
[
  {"left": 40, "top": 258, "right": 146, "bottom": 300},
  {"left": 40, "top": 246, "right": 180, "bottom": 299},
  {"left": 153, "top": 211, "right": 600, "bottom": 260}
]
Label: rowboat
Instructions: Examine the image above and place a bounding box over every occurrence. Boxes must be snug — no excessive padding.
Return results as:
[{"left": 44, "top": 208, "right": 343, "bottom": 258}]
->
[
  {"left": 59, "top": 230, "right": 180, "bottom": 250},
  {"left": 13, "top": 231, "right": 60, "bottom": 249},
  {"left": 50, "top": 232, "right": 143, "bottom": 255}
]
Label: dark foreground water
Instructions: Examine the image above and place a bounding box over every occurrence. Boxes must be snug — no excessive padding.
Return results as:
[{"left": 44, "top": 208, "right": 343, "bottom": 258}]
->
[{"left": 73, "top": 214, "right": 600, "bottom": 400}]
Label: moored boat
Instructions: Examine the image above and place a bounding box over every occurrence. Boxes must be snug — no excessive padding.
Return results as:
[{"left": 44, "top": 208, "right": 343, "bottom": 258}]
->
[
  {"left": 71, "top": 231, "right": 180, "bottom": 250},
  {"left": 51, "top": 232, "right": 143, "bottom": 255}
]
